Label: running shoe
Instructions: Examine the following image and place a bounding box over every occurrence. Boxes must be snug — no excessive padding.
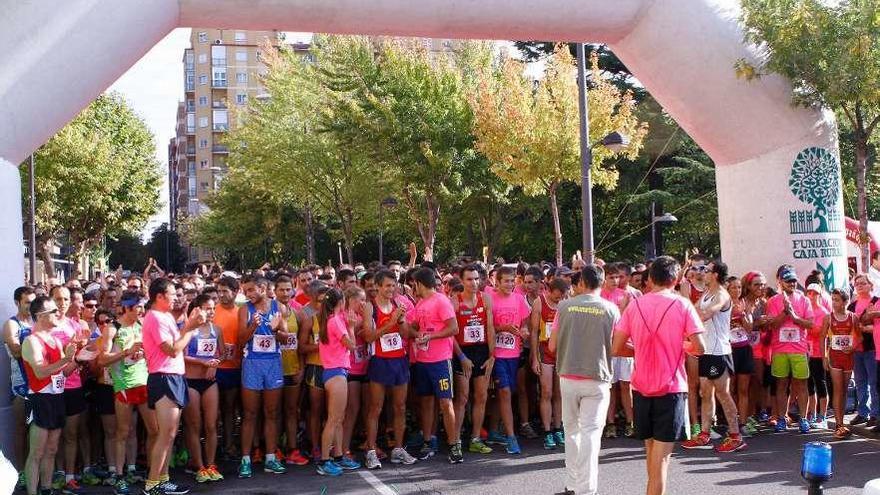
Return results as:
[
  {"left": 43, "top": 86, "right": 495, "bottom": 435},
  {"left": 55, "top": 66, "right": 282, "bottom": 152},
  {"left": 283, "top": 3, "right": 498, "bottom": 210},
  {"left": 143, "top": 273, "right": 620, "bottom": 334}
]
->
[
  {"left": 468, "top": 438, "right": 492, "bottom": 454},
  {"left": 125, "top": 471, "right": 145, "bottom": 484},
  {"left": 81, "top": 470, "right": 102, "bottom": 486},
  {"left": 365, "top": 450, "right": 382, "bottom": 470},
  {"left": 811, "top": 415, "right": 827, "bottom": 430},
  {"left": 194, "top": 468, "right": 212, "bottom": 483},
  {"left": 113, "top": 478, "right": 130, "bottom": 495},
  {"left": 833, "top": 426, "right": 852, "bottom": 439},
  {"left": 429, "top": 435, "right": 439, "bottom": 452},
  {"left": 237, "top": 458, "right": 253, "bottom": 479},
  {"left": 285, "top": 448, "right": 310, "bottom": 466},
  {"left": 62, "top": 479, "right": 83, "bottom": 495},
  {"left": 741, "top": 421, "right": 758, "bottom": 437},
  {"left": 390, "top": 447, "right": 417, "bottom": 465},
  {"left": 486, "top": 430, "right": 507, "bottom": 445},
  {"left": 506, "top": 435, "right": 522, "bottom": 455},
  {"left": 17, "top": 472, "right": 26, "bottom": 491},
  {"left": 715, "top": 435, "right": 747, "bottom": 453},
  {"left": 141, "top": 484, "right": 165, "bottom": 495},
  {"left": 337, "top": 455, "right": 360, "bottom": 471},
  {"left": 690, "top": 422, "right": 702, "bottom": 437},
  {"left": 311, "top": 447, "right": 321, "bottom": 463},
  {"left": 448, "top": 442, "right": 464, "bottom": 464},
  {"left": 555, "top": 429, "right": 565, "bottom": 445},
  {"left": 251, "top": 448, "right": 264, "bottom": 464},
  {"left": 417, "top": 441, "right": 435, "bottom": 460},
  {"left": 867, "top": 417, "right": 878, "bottom": 428},
  {"left": 603, "top": 424, "right": 617, "bottom": 439},
  {"left": 709, "top": 425, "right": 725, "bottom": 440},
  {"left": 52, "top": 472, "right": 65, "bottom": 490},
  {"left": 798, "top": 419, "right": 810, "bottom": 434},
  {"left": 316, "top": 460, "right": 343, "bottom": 477},
  {"left": 768, "top": 415, "right": 778, "bottom": 427},
  {"left": 543, "top": 432, "right": 557, "bottom": 450},
  {"left": 681, "top": 432, "right": 711, "bottom": 449},
  {"left": 757, "top": 411, "right": 770, "bottom": 423},
  {"left": 774, "top": 417, "right": 788, "bottom": 433},
  {"left": 519, "top": 422, "right": 539, "bottom": 439},
  {"left": 158, "top": 481, "right": 191, "bottom": 495},
  {"left": 274, "top": 448, "right": 284, "bottom": 461},
  {"left": 624, "top": 424, "right": 636, "bottom": 438},
  {"left": 264, "top": 459, "right": 287, "bottom": 474},
  {"left": 850, "top": 415, "right": 869, "bottom": 426},
  {"left": 206, "top": 465, "right": 224, "bottom": 481}
]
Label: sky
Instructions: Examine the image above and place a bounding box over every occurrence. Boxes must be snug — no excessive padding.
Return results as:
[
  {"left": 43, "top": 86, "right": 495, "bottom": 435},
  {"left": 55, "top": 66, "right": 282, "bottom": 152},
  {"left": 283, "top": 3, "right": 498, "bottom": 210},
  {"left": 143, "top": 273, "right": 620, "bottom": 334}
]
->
[{"left": 105, "top": 31, "right": 534, "bottom": 240}]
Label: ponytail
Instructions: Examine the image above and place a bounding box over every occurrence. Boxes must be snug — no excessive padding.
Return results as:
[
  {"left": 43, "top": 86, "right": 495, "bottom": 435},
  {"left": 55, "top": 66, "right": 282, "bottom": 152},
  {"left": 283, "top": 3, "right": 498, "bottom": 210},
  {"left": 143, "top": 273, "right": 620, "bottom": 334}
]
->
[{"left": 319, "top": 288, "right": 344, "bottom": 345}]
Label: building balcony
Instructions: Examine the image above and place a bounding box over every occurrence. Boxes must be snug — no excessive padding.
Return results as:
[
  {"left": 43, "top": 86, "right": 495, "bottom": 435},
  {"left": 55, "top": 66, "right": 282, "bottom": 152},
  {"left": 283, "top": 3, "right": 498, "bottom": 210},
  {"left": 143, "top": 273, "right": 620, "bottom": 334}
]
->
[
  {"left": 186, "top": 147, "right": 195, "bottom": 156},
  {"left": 185, "top": 83, "right": 195, "bottom": 92},
  {"left": 212, "top": 123, "right": 229, "bottom": 132},
  {"left": 212, "top": 101, "right": 227, "bottom": 109},
  {"left": 186, "top": 126, "right": 195, "bottom": 135},
  {"left": 212, "top": 58, "right": 227, "bottom": 67},
  {"left": 212, "top": 80, "right": 227, "bottom": 88},
  {"left": 212, "top": 145, "right": 229, "bottom": 153}
]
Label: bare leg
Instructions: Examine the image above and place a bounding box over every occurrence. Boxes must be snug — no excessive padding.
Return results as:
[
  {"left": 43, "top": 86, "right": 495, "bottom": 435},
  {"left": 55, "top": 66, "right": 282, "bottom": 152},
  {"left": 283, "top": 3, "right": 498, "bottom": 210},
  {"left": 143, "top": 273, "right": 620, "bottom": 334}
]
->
[
  {"left": 471, "top": 376, "right": 490, "bottom": 440},
  {"left": 308, "top": 386, "right": 325, "bottom": 455},
  {"left": 686, "top": 356, "right": 700, "bottom": 427},
  {"left": 712, "top": 373, "right": 740, "bottom": 434},
  {"left": 342, "top": 381, "right": 361, "bottom": 453},
  {"left": 184, "top": 388, "right": 204, "bottom": 469},
  {"left": 645, "top": 439, "right": 674, "bottom": 495},
  {"left": 262, "top": 388, "right": 282, "bottom": 454},
  {"left": 321, "top": 377, "right": 348, "bottom": 460},
  {"left": 366, "top": 382, "right": 386, "bottom": 450},
  {"left": 453, "top": 374, "right": 470, "bottom": 439},
  {"left": 283, "top": 375, "right": 303, "bottom": 451},
  {"left": 202, "top": 385, "right": 219, "bottom": 466},
  {"left": 148, "top": 397, "right": 182, "bottom": 483},
  {"left": 390, "top": 384, "right": 408, "bottom": 447}
]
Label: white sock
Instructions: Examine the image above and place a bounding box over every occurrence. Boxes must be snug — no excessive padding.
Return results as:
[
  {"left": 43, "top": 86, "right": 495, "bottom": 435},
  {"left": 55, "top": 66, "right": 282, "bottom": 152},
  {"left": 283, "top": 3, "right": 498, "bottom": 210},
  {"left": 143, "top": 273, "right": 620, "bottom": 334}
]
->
[
  {"left": 127, "top": 464, "right": 136, "bottom": 473},
  {"left": 266, "top": 453, "right": 276, "bottom": 462},
  {"left": 242, "top": 455, "right": 251, "bottom": 463},
  {"left": 65, "top": 474, "right": 74, "bottom": 482}
]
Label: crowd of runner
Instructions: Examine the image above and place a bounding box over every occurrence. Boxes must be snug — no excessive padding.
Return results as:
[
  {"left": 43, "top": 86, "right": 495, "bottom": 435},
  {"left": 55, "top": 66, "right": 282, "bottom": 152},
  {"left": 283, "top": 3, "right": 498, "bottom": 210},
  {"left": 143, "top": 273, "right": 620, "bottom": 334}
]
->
[{"left": 7, "top": 251, "right": 880, "bottom": 495}]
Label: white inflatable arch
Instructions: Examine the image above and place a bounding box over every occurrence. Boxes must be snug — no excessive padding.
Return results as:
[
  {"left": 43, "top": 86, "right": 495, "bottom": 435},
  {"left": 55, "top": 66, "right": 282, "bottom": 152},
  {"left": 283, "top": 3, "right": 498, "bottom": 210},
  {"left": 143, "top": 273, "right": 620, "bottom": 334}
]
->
[{"left": 0, "top": 0, "right": 845, "bottom": 442}]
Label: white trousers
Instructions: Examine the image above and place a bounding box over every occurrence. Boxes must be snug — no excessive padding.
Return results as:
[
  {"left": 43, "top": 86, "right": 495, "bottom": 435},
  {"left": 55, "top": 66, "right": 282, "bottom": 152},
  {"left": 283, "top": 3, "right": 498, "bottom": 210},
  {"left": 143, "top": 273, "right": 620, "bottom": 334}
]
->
[{"left": 560, "top": 378, "right": 611, "bottom": 495}]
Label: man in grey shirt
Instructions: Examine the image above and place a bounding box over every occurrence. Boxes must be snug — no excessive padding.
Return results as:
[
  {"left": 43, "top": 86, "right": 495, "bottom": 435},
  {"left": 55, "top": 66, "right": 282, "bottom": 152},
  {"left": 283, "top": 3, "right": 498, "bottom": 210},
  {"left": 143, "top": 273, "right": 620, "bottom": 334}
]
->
[{"left": 549, "top": 265, "right": 620, "bottom": 495}]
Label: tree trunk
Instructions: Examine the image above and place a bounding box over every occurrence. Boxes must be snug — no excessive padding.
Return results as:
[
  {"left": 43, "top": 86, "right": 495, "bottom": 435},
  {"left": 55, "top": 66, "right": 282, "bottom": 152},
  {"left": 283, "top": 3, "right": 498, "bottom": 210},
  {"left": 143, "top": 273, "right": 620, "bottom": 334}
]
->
[
  {"left": 856, "top": 139, "right": 870, "bottom": 271},
  {"left": 36, "top": 236, "right": 56, "bottom": 280},
  {"left": 549, "top": 184, "right": 563, "bottom": 266},
  {"left": 342, "top": 206, "right": 354, "bottom": 266},
  {"left": 304, "top": 203, "right": 315, "bottom": 264}
]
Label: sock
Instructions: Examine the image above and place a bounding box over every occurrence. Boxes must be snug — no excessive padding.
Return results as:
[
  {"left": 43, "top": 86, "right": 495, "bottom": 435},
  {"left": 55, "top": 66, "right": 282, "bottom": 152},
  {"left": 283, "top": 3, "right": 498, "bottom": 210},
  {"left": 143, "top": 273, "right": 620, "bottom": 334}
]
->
[
  {"left": 145, "top": 479, "right": 159, "bottom": 490},
  {"left": 65, "top": 474, "right": 74, "bottom": 482},
  {"left": 127, "top": 464, "right": 136, "bottom": 473},
  {"left": 242, "top": 455, "right": 251, "bottom": 463},
  {"left": 159, "top": 474, "right": 169, "bottom": 482},
  {"left": 266, "top": 453, "right": 276, "bottom": 463},
  {"left": 109, "top": 466, "right": 117, "bottom": 475},
  {"left": 333, "top": 455, "right": 343, "bottom": 462},
  {"left": 472, "top": 436, "right": 481, "bottom": 443}
]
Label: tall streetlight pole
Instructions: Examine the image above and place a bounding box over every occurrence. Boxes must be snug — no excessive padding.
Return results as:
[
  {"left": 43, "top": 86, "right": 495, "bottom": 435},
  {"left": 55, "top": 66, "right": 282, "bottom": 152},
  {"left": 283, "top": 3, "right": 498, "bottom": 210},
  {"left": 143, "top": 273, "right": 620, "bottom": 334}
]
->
[{"left": 577, "top": 44, "right": 630, "bottom": 266}]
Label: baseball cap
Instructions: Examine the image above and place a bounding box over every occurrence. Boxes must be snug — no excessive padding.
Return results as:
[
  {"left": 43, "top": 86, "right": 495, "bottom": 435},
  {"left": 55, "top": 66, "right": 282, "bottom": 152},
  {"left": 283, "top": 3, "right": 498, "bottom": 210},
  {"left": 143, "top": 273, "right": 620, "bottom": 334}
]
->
[
  {"left": 120, "top": 296, "right": 144, "bottom": 308},
  {"left": 780, "top": 267, "right": 798, "bottom": 282},
  {"left": 806, "top": 283, "right": 823, "bottom": 294}
]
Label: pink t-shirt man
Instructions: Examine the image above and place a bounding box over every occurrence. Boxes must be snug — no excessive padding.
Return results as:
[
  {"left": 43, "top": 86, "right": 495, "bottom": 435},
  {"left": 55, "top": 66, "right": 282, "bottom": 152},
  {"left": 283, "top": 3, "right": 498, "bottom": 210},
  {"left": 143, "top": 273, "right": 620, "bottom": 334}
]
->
[
  {"left": 51, "top": 317, "right": 86, "bottom": 389},
  {"left": 488, "top": 291, "right": 531, "bottom": 359},
  {"left": 319, "top": 312, "right": 351, "bottom": 370},
  {"left": 142, "top": 310, "right": 186, "bottom": 375},
  {"left": 766, "top": 291, "right": 814, "bottom": 354},
  {"left": 601, "top": 287, "right": 628, "bottom": 309},
  {"left": 615, "top": 291, "right": 704, "bottom": 397},
  {"left": 808, "top": 302, "right": 829, "bottom": 358},
  {"left": 406, "top": 291, "right": 456, "bottom": 363}
]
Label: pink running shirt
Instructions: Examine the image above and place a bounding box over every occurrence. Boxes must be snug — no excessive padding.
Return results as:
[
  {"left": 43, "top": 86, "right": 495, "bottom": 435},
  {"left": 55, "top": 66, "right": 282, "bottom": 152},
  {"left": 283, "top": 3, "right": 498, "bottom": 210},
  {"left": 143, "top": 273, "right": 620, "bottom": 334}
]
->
[
  {"left": 319, "top": 312, "right": 352, "bottom": 370},
  {"left": 51, "top": 317, "right": 86, "bottom": 389},
  {"left": 142, "top": 310, "right": 186, "bottom": 375},
  {"left": 615, "top": 291, "right": 704, "bottom": 397},
  {"left": 406, "top": 292, "right": 456, "bottom": 363},
  {"left": 766, "top": 291, "right": 814, "bottom": 354},
  {"left": 487, "top": 290, "right": 532, "bottom": 359}
]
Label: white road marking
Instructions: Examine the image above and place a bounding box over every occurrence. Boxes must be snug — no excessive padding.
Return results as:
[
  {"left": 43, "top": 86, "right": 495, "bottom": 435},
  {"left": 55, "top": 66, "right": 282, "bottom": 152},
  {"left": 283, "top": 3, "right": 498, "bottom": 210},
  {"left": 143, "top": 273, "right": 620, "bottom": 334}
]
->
[{"left": 358, "top": 469, "right": 398, "bottom": 495}]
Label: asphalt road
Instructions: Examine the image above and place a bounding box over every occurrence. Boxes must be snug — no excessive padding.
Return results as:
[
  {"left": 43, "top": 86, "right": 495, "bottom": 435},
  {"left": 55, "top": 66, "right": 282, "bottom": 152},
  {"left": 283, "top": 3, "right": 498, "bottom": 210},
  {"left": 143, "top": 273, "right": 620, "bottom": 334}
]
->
[{"left": 82, "top": 422, "right": 880, "bottom": 495}]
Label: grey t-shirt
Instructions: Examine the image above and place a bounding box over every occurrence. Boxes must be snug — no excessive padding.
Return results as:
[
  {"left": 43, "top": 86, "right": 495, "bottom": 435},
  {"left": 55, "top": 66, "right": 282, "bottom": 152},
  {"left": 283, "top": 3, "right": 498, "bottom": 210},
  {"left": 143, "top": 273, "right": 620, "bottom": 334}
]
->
[{"left": 555, "top": 293, "right": 620, "bottom": 382}]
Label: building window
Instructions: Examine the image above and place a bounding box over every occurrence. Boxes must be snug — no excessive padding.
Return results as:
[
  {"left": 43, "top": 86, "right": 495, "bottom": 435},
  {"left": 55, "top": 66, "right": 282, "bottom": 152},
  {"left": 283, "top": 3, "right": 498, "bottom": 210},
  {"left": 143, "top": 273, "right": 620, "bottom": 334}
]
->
[
  {"left": 199, "top": 139, "right": 208, "bottom": 149},
  {"left": 198, "top": 53, "right": 207, "bottom": 64},
  {"left": 185, "top": 99, "right": 195, "bottom": 112},
  {"left": 198, "top": 117, "right": 208, "bottom": 128},
  {"left": 236, "top": 93, "right": 247, "bottom": 105},
  {"left": 185, "top": 72, "right": 194, "bottom": 91},
  {"left": 235, "top": 31, "right": 246, "bottom": 43},
  {"left": 212, "top": 110, "right": 229, "bottom": 131},
  {"left": 198, "top": 32, "right": 208, "bottom": 43},
  {"left": 211, "top": 45, "right": 227, "bottom": 66},
  {"left": 198, "top": 75, "right": 207, "bottom": 85},
  {"left": 200, "top": 160, "right": 209, "bottom": 169},
  {"left": 186, "top": 113, "right": 195, "bottom": 133},
  {"left": 188, "top": 180, "right": 196, "bottom": 197},
  {"left": 236, "top": 50, "right": 247, "bottom": 62},
  {"left": 236, "top": 72, "right": 248, "bottom": 83},
  {"left": 198, "top": 96, "right": 208, "bottom": 106},
  {"left": 187, "top": 161, "right": 196, "bottom": 174},
  {"left": 212, "top": 67, "right": 227, "bottom": 87}
]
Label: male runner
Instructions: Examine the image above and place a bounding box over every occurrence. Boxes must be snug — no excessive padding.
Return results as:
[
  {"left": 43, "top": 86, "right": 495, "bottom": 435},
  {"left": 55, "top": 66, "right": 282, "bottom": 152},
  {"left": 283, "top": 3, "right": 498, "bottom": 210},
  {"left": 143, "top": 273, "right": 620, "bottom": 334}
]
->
[
  {"left": 3, "top": 286, "right": 35, "bottom": 483},
  {"left": 531, "top": 277, "right": 569, "bottom": 449},
  {"left": 213, "top": 276, "right": 241, "bottom": 460}
]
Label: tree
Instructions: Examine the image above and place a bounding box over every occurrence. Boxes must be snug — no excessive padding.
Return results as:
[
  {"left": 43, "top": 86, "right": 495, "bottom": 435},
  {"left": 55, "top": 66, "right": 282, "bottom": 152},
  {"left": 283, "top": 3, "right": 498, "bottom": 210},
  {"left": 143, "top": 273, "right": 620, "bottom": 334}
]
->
[
  {"left": 107, "top": 232, "right": 147, "bottom": 272},
  {"left": 737, "top": 0, "right": 880, "bottom": 270},
  {"left": 21, "top": 93, "right": 161, "bottom": 278},
  {"left": 319, "top": 36, "right": 486, "bottom": 261},
  {"left": 472, "top": 46, "right": 647, "bottom": 264},
  {"left": 146, "top": 223, "right": 188, "bottom": 274}
]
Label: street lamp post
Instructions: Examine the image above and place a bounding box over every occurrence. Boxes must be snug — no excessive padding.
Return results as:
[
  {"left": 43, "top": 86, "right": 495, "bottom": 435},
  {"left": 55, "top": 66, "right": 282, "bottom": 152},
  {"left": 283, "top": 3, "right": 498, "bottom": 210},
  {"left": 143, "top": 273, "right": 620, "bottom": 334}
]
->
[
  {"left": 378, "top": 197, "right": 398, "bottom": 265},
  {"left": 577, "top": 44, "right": 631, "bottom": 265},
  {"left": 650, "top": 202, "right": 678, "bottom": 258}
]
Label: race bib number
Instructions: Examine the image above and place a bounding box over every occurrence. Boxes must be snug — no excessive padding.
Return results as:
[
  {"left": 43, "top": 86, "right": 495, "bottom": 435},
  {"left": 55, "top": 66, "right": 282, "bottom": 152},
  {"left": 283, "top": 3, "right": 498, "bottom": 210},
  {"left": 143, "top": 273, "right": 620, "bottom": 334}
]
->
[
  {"left": 313, "top": 333, "right": 320, "bottom": 345},
  {"left": 123, "top": 354, "right": 140, "bottom": 366},
  {"left": 779, "top": 327, "right": 801, "bottom": 343},
  {"left": 354, "top": 344, "right": 369, "bottom": 363},
  {"left": 223, "top": 343, "right": 235, "bottom": 360},
  {"left": 102, "top": 367, "right": 112, "bottom": 383},
  {"left": 831, "top": 335, "right": 853, "bottom": 351},
  {"left": 541, "top": 322, "right": 553, "bottom": 342},
  {"left": 729, "top": 328, "right": 750, "bottom": 344},
  {"left": 416, "top": 339, "right": 429, "bottom": 352},
  {"left": 253, "top": 334, "right": 277, "bottom": 353},
  {"left": 380, "top": 332, "right": 403, "bottom": 353},
  {"left": 50, "top": 373, "right": 65, "bottom": 393},
  {"left": 495, "top": 332, "right": 517, "bottom": 350},
  {"left": 749, "top": 331, "right": 761, "bottom": 346},
  {"left": 463, "top": 323, "right": 485, "bottom": 344},
  {"left": 197, "top": 338, "right": 217, "bottom": 357},
  {"left": 280, "top": 334, "right": 298, "bottom": 351}
]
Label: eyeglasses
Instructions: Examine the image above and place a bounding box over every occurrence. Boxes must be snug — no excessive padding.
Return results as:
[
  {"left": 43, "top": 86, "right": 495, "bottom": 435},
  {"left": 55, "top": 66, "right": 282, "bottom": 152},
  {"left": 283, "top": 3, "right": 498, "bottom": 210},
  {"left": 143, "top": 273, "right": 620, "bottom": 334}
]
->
[
  {"left": 97, "top": 319, "right": 113, "bottom": 325},
  {"left": 35, "top": 307, "right": 61, "bottom": 316},
  {"left": 694, "top": 266, "right": 708, "bottom": 273},
  {"left": 84, "top": 303, "right": 98, "bottom": 309},
  {"left": 127, "top": 285, "right": 141, "bottom": 291}
]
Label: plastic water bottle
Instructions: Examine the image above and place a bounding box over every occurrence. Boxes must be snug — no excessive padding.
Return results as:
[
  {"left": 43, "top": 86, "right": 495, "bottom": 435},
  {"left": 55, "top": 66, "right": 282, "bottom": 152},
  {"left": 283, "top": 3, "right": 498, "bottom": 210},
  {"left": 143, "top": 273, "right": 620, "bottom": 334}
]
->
[{"left": 802, "top": 442, "right": 833, "bottom": 495}]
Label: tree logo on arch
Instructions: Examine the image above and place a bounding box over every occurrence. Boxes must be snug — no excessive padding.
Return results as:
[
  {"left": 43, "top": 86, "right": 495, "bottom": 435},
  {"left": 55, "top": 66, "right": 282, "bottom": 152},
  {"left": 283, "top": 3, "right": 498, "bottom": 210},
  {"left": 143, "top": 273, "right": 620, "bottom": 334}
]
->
[{"left": 788, "top": 146, "right": 842, "bottom": 234}]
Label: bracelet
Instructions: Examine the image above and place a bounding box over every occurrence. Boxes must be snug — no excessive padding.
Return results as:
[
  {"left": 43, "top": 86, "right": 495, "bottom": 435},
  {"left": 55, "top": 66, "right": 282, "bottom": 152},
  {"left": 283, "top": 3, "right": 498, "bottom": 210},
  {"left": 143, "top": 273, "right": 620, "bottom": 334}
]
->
[{"left": 457, "top": 352, "right": 466, "bottom": 361}]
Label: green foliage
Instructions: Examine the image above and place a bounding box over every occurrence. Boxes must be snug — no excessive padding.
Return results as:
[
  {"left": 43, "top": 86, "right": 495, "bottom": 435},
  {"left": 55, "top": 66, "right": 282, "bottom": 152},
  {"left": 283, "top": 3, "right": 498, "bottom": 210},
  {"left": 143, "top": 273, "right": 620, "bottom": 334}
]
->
[
  {"left": 23, "top": 93, "right": 161, "bottom": 275},
  {"left": 146, "top": 223, "right": 188, "bottom": 274}
]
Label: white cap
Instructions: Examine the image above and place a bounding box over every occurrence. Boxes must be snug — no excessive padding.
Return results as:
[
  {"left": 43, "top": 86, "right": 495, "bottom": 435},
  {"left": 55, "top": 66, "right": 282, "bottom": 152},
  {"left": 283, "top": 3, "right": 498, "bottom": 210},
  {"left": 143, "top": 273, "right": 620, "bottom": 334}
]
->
[{"left": 806, "top": 283, "right": 823, "bottom": 294}]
